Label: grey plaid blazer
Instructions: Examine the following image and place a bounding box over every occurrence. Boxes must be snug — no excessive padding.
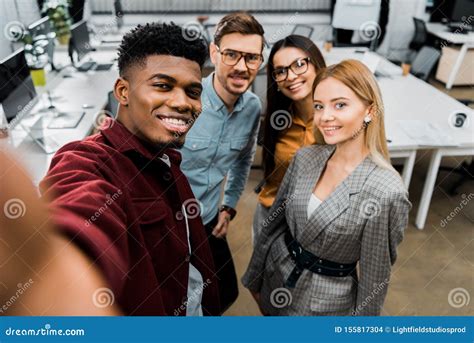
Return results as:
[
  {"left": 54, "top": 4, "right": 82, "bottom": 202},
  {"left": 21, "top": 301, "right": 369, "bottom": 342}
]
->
[{"left": 242, "top": 145, "right": 411, "bottom": 316}]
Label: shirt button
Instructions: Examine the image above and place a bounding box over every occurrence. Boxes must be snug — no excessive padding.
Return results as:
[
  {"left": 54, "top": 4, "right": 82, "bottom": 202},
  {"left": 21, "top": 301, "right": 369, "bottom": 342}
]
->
[
  {"left": 163, "top": 172, "right": 172, "bottom": 181},
  {"left": 185, "top": 255, "right": 191, "bottom": 262},
  {"left": 317, "top": 268, "right": 322, "bottom": 273},
  {"left": 192, "top": 144, "right": 197, "bottom": 149}
]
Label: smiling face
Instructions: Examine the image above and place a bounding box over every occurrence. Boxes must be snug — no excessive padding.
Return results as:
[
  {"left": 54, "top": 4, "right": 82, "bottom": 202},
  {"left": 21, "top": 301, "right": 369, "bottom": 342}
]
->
[
  {"left": 273, "top": 47, "right": 317, "bottom": 102},
  {"left": 313, "top": 77, "right": 371, "bottom": 146},
  {"left": 210, "top": 32, "right": 263, "bottom": 97},
  {"left": 114, "top": 54, "right": 202, "bottom": 148}
]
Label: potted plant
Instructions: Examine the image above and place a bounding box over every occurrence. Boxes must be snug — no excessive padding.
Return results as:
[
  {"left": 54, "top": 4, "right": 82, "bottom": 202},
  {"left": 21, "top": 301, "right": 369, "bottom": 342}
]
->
[
  {"left": 41, "top": 0, "right": 72, "bottom": 45},
  {"left": 21, "top": 30, "right": 51, "bottom": 86}
]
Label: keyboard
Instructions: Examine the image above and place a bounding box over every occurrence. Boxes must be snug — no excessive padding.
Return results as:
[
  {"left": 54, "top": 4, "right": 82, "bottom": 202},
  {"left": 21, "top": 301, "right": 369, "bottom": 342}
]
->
[
  {"left": 101, "top": 35, "right": 123, "bottom": 44},
  {"left": 47, "top": 111, "right": 86, "bottom": 129},
  {"left": 95, "top": 63, "right": 114, "bottom": 71},
  {"left": 77, "top": 62, "right": 113, "bottom": 72},
  {"left": 77, "top": 61, "right": 96, "bottom": 72}
]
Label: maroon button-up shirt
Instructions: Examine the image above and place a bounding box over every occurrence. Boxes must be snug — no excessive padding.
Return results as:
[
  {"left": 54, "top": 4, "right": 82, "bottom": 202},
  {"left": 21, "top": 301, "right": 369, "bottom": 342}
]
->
[{"left": 40, "top": 119, "right": 220, "bottom": 315}]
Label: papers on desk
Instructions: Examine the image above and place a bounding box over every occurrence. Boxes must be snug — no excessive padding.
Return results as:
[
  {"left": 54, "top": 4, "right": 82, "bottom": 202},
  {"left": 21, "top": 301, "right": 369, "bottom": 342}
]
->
[
  {"left": 397, "top": 120, "right": 459, "bottom": 147},
  {"left": 362, "top": 51, "right": 403, "bottom": 77},
  {"left": 101, "top": 35, "right": 123, "bottom": 44}
]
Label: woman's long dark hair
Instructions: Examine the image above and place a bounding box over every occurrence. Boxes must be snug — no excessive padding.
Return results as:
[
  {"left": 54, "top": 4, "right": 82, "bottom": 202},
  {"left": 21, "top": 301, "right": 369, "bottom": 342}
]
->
[{"left": 262, "top": 35, "right": 326, "bottom": 179}]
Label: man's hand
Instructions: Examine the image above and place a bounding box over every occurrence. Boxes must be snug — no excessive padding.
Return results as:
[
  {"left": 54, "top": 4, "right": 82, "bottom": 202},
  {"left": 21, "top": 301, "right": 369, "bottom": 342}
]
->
[
  {"left": 0, "top": 149, "right": 120, "bottom": 315},
  {"left": 212, "top": 210, "right": 231, "bottom": 238}
]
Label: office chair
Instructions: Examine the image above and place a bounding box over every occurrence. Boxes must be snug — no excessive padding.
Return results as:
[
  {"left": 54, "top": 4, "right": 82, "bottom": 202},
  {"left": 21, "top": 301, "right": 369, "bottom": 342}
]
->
[
  {"left": 410, "top": 46, "right": 441, "bottom": 81},
  {"left": 185, "top": 16, "right": 212, "bottom": 48},
  {"left": 90, "top": 91, "right": 118, "bottom": 134},
  {"left": 438, "top": 159, "right": 474, "bottom": 195},
  {"left": 203, "top": 24, "right": 214, "bottom": 47},
  {"left": 409, "top": 18, "right": 428, "bottom": 52},
  {"left": 290, "top": 24, "right": 314, "bottom": 38},
  {"left": 105, "top": 91, "right": 119, "bottom": 118}
]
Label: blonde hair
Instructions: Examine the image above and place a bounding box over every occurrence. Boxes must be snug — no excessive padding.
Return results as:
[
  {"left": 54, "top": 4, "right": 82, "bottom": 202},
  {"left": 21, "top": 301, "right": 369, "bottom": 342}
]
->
[{"left": 313, "top": 59, "right": 393, "bottom": 170}]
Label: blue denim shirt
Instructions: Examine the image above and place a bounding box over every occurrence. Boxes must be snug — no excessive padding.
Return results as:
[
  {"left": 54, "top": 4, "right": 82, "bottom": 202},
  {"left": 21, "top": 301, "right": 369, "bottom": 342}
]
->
[{"left": 179, "top": 73, "right": 261, "bottom": 225}]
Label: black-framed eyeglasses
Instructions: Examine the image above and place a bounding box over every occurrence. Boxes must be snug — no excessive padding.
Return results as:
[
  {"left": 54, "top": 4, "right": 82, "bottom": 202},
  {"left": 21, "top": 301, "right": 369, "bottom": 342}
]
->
[
  {"left": 272, "top": 57, "right": 311, "bottom": 82},
  {"left": 215, "top": 46, "right": 264, "bottom": 70}
]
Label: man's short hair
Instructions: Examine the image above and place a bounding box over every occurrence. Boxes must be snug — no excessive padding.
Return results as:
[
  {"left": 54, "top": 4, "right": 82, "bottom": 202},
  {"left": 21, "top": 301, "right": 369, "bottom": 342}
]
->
[
  {"left": 118, "top": 22, "right": 208, "bottom": 77},
  {"left": 214, "top": 12, "right": 264, "bottom": 48}
]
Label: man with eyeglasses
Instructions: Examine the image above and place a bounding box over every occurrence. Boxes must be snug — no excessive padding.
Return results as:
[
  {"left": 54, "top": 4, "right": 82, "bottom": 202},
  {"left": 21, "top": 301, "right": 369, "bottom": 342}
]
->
[{"left": 180, "top": 12, "right": 264, "bottom": 314}]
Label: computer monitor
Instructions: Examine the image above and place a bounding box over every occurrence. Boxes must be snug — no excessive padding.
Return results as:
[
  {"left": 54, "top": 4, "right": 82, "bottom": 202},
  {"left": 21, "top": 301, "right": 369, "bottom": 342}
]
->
[
  {"left": 451, "top": 0, "right": 474, "bottom": 23},
  {"left": 70, "top": 0, "right": 86, "bottom": 24},
  {"left": 69, "top": 20, "right": 93, "bottom": 64},
  {"left": 431, "top": 0, "right": 450, "bottom": 22},
  {"left": 0, "top": 49, "right": 38, "bottom": 127},
  {"left": 68, "top": 20, "right": 114, "bottom": 72},
  {"left": 28, "top": 16, "right": 56, "bottom": 69}
]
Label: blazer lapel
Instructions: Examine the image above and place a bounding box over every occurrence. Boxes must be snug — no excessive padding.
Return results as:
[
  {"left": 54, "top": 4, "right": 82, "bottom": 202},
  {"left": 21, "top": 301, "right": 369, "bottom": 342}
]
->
[
  {"left": 292, "top": 145, "right": 335, "bottom": 239},
  {"left": 298, "top": 153, "right": 378, "bottom": 246},
  {"left": 298, "top": 184, "right": 350, "bottom": 244}
]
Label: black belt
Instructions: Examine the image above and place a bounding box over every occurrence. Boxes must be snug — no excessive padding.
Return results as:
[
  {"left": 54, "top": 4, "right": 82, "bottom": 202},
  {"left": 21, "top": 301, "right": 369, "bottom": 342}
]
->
[{"left": 284, "top": 231, "right": 357, "bottom": 288}]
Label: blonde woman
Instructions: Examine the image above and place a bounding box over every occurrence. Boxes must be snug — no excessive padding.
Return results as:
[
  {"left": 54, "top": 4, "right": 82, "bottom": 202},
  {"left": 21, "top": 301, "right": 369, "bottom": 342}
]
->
[{"left": 242, "top": 60, "right": 411, "bottom": 316}]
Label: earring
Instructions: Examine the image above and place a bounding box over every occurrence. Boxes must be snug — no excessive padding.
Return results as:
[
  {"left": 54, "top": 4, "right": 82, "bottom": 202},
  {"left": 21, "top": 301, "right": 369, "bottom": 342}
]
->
[
  {"left": 364, "top": 115, "right": 371, "bottom": 124},
  {"left": 277, "top": 88, "right": 280, "bottom": 92}
]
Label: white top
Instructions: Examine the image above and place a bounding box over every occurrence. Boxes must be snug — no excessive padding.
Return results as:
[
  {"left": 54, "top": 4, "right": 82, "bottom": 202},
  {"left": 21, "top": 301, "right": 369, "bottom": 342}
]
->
[
  {"left": 182, "top": 201, "right": 204, "bottom": 316},
  {"left": 307, "top": 193, "right": 323, "bottom": 219}
]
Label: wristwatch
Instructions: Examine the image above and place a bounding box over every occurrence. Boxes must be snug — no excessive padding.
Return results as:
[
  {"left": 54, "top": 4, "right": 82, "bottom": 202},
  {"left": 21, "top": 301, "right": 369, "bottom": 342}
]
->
[{"left": 219, "top": 205, "right": 237, "bottom": 220}]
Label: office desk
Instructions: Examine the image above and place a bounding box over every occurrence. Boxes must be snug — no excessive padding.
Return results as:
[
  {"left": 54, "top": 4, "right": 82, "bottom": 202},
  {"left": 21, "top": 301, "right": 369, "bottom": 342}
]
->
[
  {"left": 323, "top": 48, "right": 474, "bottom": 229},
  {"left": 7, "top": 50, "right": 118, "bottom": 184},
  {"left": 426, "top": 22, "right": 474, "bottom": 89},
  {"left": 377, "top": 74, "right": 473, "bottom": 229}
]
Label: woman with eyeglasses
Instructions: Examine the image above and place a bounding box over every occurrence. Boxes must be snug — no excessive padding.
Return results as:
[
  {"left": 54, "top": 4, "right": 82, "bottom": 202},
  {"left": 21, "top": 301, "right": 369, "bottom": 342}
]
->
[
  {"left": 253, "top": 35, "right": 326, "bottom": 242},
  {"left": 243, "top": 60, "right": 411, "bottom": 316}
]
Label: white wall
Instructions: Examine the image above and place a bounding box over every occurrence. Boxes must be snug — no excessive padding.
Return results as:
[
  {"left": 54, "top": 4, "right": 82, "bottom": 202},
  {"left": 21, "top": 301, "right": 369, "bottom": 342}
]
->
[
  {"left": 89, "top": 0, "right": 331, "bottom": 13},
  {"left": 0, "top": 0, "right": 41, "bottom": 60}
]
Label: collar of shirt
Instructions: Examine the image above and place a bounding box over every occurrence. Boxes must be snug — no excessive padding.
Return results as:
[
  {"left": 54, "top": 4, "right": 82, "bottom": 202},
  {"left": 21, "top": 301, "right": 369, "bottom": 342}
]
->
[
  {"left": 203, "top": 73, "right": 245, "bottom": 114},
  {"left": 292, "top": 114, "right": 313, "bottom": 129},
  {"left": 100, "top": 117, "right": 182, "bottom": 166}
]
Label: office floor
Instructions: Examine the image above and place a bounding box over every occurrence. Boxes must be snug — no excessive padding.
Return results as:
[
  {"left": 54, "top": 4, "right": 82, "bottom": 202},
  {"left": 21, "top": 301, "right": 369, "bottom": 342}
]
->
[{"left": 224, "top": 82, "right": 474, "bottom": 316}]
